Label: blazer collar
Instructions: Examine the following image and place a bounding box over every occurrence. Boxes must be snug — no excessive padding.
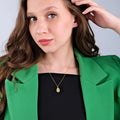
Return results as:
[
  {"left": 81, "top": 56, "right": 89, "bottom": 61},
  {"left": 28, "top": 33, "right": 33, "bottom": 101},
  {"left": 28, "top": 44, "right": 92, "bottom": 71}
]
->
[
  {"left": 11, "top": 64, "right": 38, "bottom": 84},
  {"left": 74, "top": 48, "right": 108, "bottom": 85}
]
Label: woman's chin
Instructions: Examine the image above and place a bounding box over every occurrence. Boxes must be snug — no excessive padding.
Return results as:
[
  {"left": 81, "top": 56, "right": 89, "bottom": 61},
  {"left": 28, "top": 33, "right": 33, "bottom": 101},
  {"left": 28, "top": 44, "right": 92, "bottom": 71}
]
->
[{"left": 41, "top": 48, "right": 56, "bottom": 54}]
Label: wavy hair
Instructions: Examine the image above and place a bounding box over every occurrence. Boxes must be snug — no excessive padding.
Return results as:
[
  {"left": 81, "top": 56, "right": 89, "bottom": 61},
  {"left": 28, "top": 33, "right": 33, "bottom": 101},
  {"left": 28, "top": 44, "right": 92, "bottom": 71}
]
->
[{"left": 0, "top": 0, "right": 99, "bottom": 119}]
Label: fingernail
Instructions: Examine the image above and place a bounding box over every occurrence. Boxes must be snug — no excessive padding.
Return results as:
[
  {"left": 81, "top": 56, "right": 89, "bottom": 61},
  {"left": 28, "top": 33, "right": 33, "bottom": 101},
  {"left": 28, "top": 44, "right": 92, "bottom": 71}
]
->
[{"left": 82, "top": 11, "right": 85, "bottom": 14}]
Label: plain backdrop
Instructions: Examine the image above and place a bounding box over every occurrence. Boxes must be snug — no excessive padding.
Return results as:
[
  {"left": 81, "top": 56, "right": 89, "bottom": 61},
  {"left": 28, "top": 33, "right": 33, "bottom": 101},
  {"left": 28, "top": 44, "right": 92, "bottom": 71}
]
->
[{"left": 0, "top": 0, "right": 120, "bottom": 57}]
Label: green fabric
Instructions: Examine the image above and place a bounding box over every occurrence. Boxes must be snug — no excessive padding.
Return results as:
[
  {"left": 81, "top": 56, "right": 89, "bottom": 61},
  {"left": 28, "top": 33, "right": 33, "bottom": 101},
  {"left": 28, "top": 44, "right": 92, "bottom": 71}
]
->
[{"left": 4, "top": 48, "right": 120, "bottom": 120}]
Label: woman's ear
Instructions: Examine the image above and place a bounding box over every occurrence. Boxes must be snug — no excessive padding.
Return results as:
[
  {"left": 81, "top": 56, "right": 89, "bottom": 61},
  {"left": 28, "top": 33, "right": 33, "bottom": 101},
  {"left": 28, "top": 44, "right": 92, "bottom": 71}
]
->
[{"left": 73, "top": 16, "right": 78, "bottom": 28}]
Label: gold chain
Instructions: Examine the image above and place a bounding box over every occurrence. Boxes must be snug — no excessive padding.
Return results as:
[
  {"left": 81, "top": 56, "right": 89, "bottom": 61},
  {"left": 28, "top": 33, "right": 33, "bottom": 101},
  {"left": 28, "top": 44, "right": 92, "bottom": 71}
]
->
[
  {"left": 49, "top": 73, "right": 66, "bottom": 93},
  {"left": 41, "top": 57, "right": 77, "bottom": 93}
]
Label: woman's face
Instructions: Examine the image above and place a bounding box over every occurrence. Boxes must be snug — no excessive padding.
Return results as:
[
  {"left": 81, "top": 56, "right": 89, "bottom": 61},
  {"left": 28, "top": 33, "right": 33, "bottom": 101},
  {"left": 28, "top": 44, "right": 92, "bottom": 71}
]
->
[{"left": 27, "top": 0, "right": 78, "bottom": 53}]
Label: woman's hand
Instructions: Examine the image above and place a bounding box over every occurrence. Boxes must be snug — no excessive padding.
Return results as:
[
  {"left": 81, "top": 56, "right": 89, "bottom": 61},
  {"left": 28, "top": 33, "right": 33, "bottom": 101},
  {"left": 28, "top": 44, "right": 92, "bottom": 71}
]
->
[{"left": 71, "top": 0, "right": 120, "bottom": 34}]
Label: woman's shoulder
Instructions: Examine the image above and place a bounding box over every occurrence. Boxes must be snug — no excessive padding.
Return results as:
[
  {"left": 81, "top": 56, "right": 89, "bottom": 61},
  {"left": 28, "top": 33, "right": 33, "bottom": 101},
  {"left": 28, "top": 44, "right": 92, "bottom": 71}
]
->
[
  {"left": 74, "top": 48, "right": 120, "bottom": 70},
  {"left": 92, "top": 55, "right": 120, "bottom": 93},
  {"left": 92, "top": 55, "right": 120, "bottom": 74},
  {"left": 92, "top": 54, "right": 120, "bottom": 66}
]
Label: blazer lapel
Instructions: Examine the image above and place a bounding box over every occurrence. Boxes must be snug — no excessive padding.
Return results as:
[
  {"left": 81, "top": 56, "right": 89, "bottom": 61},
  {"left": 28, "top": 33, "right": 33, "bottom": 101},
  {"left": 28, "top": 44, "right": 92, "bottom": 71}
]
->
[
  {"left": 5, "top": 64, "right": 38, "bottom": 120},
  {"left": 74, "top": 48, "right": 114, "bottom": 120}
]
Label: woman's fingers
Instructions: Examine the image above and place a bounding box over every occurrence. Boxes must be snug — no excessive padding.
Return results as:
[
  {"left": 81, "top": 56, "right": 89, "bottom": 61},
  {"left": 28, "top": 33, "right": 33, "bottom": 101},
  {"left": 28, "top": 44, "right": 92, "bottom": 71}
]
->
[
  {"left": 71, "top": 0, "right": 100, "bottom": 15},
  {"left": 71, "top": 0, "right": 98, "bottom": 7},
  {"left": 71, "top": 0, "right": 105, "bottom": 24},
  {"left": 82, "top": 6, "right": 96, "bottom": 15}
]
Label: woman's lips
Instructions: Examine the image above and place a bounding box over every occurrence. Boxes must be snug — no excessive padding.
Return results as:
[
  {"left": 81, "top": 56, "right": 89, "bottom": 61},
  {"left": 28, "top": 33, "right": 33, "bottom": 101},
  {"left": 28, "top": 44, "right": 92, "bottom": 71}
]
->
[{"left": 38, "top": 39, "right": 53, "bottom": 45}]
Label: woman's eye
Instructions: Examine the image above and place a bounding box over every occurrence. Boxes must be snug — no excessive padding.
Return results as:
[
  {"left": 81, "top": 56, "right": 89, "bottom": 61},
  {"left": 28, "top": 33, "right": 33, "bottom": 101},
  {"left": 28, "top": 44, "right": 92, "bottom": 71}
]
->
[
  {"left": 48, "top": 14, "right": 56, "bottom": 19},
  {"left": 28, "top": 17, "right": 37, "bottom": 22}
]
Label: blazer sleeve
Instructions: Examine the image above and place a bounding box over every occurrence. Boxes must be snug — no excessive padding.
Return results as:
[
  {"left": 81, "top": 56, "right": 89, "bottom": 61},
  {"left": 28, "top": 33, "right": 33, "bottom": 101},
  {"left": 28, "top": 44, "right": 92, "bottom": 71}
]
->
[{"left": 112, "top": 55, "right": 120, "bottom": 120}]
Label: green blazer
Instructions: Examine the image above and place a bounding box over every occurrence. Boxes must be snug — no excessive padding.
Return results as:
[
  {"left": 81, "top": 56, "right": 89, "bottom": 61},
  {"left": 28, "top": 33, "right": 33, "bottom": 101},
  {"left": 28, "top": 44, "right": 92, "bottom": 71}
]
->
[{"left": 4, "top": 49, "right": 120, "bottom": 120}]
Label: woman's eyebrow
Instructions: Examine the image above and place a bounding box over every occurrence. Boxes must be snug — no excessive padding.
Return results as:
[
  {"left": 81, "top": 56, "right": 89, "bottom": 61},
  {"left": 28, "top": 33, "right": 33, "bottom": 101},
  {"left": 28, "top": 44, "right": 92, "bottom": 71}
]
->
[
  {"left": 43, "top": 6, "right": 59, "bottom": 11},
  {"left": 27, "top": 6, "right": 59, "bottom": 16}
]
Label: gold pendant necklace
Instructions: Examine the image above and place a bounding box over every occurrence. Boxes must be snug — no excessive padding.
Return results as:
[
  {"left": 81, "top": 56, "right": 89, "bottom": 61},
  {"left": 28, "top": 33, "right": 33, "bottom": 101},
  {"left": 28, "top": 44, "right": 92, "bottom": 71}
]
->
[
  {"left": 42, "top": 57, "right": 77, "bottom": 93},
  {"left": 49, "top": 73, "right": 66, "bottom": 93}
]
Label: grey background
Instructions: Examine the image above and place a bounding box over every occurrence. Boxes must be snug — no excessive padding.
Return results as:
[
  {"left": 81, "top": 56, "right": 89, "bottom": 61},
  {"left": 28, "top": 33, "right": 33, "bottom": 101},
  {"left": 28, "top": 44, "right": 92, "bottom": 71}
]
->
[{"left": 0, "top": 0, "right": 120, "bottom": 57}]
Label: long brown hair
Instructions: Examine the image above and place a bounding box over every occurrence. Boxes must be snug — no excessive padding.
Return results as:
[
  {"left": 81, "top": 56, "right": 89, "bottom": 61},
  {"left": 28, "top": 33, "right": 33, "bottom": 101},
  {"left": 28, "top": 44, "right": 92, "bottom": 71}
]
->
[{"left": 0, "top": 0, "right": 99, "bottom": 119}]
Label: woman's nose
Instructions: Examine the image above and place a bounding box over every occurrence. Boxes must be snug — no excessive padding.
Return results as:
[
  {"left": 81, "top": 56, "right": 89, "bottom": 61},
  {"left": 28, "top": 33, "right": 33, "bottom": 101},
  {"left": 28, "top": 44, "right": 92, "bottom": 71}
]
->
[{"left": 36, "top": 20, "right": 48, "bottom": 35}]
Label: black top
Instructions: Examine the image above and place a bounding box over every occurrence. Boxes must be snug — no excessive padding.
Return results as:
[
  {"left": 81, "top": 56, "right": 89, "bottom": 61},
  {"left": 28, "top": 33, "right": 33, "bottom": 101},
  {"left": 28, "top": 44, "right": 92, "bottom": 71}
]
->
[{"left": 38, "top": 73, "right": 86, "bottom": 120}]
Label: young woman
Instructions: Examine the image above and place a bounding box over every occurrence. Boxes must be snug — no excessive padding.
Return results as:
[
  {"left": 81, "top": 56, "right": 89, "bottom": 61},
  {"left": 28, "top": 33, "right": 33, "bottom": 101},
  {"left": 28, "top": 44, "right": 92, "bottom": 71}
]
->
[{"left": 0, "top": 0, "right": 120, "bottom": 120}]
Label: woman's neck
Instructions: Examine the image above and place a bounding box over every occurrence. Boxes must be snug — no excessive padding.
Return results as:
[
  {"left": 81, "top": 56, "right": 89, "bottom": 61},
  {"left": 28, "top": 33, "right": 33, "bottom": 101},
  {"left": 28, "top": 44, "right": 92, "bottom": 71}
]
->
[{"left": 38, "top": 47, "right": 79, "bottom": 74}]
